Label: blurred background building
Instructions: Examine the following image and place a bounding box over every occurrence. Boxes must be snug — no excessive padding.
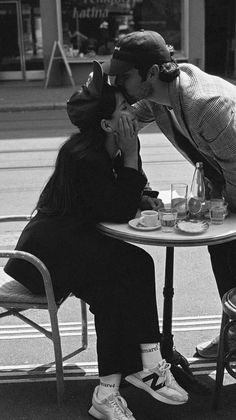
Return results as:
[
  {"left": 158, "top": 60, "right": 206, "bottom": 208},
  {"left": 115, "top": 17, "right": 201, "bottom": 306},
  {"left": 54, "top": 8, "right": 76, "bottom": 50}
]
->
[{"left": 0, "top": 0, "right": 235, "bottom": 84}]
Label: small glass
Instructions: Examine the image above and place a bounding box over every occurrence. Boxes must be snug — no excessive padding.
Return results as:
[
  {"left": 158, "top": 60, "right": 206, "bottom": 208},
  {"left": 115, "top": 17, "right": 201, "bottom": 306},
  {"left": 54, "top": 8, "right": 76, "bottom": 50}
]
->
[
  {"left": 210, "top": 200, "right": 228, "bottom": 225},
  {"left": 159, "top": 208, "right": 178, "bottom": 232},
  {"left": 171, "top": 183, "right": 188, "bottom": 219}
]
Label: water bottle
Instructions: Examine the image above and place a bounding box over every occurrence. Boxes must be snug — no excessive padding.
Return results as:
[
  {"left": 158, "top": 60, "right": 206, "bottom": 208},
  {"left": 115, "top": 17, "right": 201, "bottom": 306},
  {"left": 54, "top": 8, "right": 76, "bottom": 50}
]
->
[{"left": 188, "top": 162, "right": 206, "bottom": 218}]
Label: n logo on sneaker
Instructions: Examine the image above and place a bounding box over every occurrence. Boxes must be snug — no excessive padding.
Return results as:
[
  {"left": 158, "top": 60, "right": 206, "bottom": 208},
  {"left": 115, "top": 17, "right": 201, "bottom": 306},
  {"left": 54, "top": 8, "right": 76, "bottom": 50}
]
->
[{"left": 142, "top": 373, "right": 165, "bottom": 391}]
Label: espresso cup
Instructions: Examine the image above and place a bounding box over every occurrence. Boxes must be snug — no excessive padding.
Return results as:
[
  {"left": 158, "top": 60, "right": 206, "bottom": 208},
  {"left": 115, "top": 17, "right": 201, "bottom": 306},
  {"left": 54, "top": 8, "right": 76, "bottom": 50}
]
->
[{"left": 139, "top": 210, "right": 159, "bottom": 227}]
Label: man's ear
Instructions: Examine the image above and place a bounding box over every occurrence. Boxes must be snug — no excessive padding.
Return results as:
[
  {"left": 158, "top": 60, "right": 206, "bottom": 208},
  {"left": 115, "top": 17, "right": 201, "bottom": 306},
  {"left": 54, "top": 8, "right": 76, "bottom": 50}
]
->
[
  {"left": 101, "top": 119, "right": 113, "bottom": 132},
  {"left": 147, "top": 64, "right": 159, "bottom": 80}
]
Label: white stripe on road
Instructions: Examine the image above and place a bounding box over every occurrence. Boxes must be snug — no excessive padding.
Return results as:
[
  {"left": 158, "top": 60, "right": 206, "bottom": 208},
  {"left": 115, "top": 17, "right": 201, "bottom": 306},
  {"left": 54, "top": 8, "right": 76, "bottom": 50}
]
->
[
  {"left": 0, "top": 316, "right": 221, "bottom": 339},
  {"left": 0, "top": 359, "right": 231, "bottom": 383}
]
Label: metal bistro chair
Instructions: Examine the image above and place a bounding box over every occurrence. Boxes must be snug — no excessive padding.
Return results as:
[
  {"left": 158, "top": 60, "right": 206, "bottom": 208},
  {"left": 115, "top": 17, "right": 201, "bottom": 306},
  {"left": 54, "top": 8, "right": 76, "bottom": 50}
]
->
[
  {"left": 0, "top": 215, "right": 88, "bottom": 406},
  {"left": 212, "top": 287, "right": 236, "bottom": 409}
]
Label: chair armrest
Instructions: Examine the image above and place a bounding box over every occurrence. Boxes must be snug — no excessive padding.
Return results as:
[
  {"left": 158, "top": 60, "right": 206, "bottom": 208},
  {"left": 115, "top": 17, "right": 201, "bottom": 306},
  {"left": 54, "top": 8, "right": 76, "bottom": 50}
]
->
[{"left": 0, "top": 250, "right": 57, "bottom": 311}]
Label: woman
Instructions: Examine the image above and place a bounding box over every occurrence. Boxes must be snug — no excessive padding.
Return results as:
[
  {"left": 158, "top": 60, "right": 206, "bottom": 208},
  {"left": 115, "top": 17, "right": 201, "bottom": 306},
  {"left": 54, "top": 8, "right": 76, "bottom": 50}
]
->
[{"left": 4, "top": 62, "right": 188, "bottom": 420}]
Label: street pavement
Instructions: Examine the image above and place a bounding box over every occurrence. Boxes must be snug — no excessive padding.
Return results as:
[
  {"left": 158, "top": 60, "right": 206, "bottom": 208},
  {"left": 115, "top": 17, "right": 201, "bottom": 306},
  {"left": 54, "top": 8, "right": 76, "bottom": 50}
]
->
[
  {"left": 0, "top": 82, "right": 236, "bottom": 418},
  {"left": 1, "top": 76, "right": 236, "bottom": 112}
]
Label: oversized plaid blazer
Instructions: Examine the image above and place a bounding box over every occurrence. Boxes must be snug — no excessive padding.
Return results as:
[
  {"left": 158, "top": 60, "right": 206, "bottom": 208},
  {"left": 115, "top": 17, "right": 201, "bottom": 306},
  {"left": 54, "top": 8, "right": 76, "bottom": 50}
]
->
[{"left": 134, "top": 63, "right": 236, "bottom": 210}]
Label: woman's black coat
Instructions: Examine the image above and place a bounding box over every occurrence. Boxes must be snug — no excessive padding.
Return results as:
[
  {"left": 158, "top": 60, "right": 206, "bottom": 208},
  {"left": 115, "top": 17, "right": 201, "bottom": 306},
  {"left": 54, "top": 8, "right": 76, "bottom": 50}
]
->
[{"left": 4, "top": 147, "right": 147, "bottom": 301}]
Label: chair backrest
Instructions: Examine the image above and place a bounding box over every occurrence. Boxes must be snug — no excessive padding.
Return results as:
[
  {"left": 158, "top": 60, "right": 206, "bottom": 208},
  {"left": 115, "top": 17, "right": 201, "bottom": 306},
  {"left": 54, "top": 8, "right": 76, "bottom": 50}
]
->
[{"left": 0, "top": 215, "right": 58, "bottom": 310}]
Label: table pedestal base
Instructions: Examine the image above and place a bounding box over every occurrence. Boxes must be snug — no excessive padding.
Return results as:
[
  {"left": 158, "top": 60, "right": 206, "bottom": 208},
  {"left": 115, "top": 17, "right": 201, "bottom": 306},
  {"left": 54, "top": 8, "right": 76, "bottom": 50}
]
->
[{"left": 170, "top": 350, "right": 211, "bottom": 395}]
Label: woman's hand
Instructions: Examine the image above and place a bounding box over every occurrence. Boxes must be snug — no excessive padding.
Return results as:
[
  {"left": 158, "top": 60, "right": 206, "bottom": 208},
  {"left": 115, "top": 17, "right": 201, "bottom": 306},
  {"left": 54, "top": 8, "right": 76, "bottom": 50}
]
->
[{"left": 116, "top": 115, "right": 139, "bottom": 169}]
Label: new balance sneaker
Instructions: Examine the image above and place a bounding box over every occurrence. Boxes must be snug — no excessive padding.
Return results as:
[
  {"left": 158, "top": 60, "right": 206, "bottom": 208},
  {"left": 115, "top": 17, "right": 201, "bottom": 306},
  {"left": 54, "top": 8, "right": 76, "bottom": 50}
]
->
[
  {"left": 125, "top": 359, "right": 188, "bottom": 405},
  {"left": 196, "top": 331, "right": 236, "bottom": 359},
  {"left": 88, "top": 386, "right": 136, "bottom": 420}
]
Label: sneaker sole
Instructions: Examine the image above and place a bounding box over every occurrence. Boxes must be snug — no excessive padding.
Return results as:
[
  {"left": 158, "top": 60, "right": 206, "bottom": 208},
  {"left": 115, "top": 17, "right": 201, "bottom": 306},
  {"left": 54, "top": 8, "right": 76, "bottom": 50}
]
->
[
  {"left": 125, "top": 375, "right": 188, "bottom": 405},
  {"left": 196, "top": 349, "right": 217, "bottom": 360},
  {"left": 88, "top": 405, "right": 106, "bottom": 419}
]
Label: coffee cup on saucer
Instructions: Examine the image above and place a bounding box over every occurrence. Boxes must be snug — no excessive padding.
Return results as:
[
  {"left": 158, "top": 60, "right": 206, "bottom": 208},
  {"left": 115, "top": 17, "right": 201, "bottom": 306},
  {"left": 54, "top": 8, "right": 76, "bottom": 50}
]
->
[{"left": 139, "top": 210, "right": 159, "bottom": 227}]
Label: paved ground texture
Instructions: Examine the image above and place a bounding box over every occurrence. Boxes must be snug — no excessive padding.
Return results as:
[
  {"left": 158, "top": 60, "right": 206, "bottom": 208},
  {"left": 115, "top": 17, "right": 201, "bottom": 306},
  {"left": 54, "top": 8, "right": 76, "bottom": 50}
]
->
[
  {"left": 0, "top": 76, "right": 236, "bottom": 112},
  {"left": 0, "top": 80, "right": 76, "bottom": 111}
]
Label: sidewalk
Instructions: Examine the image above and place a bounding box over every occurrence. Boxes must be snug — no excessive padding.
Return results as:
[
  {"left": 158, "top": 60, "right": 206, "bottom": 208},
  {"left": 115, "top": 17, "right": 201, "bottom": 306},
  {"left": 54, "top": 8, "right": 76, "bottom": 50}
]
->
[
  {"left": 0, "top": 80, "right": 77, "bottom": 112},
  {"left": 0, "top": 373, "right": 236, "bottom": 419},
  {"left": 1, "top": 75, "right": 236, "bottom": 112}
]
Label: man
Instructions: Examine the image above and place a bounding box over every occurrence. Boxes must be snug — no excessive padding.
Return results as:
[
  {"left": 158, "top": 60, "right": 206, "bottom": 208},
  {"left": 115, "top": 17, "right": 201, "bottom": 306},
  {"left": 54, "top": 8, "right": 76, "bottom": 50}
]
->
[{"left": 102, "top": 29, "right": 236, "bottom": 359}]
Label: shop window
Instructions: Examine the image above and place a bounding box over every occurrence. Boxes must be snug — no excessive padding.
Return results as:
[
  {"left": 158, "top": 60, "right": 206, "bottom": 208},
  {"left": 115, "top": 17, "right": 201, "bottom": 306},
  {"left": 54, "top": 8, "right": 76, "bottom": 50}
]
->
[{"left": 61, "top": 0, "right": 184, "bottom": 60}]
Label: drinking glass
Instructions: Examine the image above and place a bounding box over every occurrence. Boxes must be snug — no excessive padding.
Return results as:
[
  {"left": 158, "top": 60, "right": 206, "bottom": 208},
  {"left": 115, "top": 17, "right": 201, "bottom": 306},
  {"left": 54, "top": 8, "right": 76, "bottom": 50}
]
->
[
  {"left": 171, "top": 183, "right": 188, "bottom": 219},
  {"left": 210, "top": 199, "right": 228, "bottom": 225},
  {"left": 159, "top": 208, "right": 178, "bottom": 232}
]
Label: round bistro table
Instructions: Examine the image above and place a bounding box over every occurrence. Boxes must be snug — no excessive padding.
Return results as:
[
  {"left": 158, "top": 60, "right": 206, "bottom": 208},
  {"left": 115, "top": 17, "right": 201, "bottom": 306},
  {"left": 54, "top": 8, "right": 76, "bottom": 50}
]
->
[{"left": 97, "top": 213, "right": 236, "bottom": 394}]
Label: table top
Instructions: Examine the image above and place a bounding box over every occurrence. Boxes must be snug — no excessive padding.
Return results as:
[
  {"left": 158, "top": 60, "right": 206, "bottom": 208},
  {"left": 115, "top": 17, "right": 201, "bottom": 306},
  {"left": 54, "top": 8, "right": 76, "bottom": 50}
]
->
[{"left": 98, "top": 213, "right": 236, "bottom": 247}]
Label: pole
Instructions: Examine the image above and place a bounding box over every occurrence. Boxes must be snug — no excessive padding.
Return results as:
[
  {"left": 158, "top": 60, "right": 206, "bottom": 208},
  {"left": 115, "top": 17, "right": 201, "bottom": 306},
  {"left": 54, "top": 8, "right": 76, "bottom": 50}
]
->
[{"left": 55, "top": 0, "right": 63, "bottom": 44}]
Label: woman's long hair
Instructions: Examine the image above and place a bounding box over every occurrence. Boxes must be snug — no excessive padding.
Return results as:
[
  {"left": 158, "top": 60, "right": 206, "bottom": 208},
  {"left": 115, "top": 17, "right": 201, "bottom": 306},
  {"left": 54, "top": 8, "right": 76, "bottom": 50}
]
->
[{"left": 36, "top": 85, "right": 118, "bottom": 216}]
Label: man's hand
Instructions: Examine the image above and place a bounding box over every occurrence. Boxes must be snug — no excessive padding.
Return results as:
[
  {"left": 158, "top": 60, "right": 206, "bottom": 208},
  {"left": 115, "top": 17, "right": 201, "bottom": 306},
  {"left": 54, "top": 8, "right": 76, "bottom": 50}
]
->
[{"left": 139, "top": 195, "right": 164, "bottom": 211}]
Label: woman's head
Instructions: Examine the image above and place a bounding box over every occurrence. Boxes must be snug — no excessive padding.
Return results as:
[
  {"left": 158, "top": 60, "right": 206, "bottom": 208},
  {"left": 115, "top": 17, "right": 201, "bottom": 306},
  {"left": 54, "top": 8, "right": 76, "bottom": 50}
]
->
[
  {"left": 67, "top": 61, "right": 115, "bottom": 131},
  {"left": 37, "top": 62, "right": 135, "bottom": 216},
  {"left": 67, "top": 61, "right": 134, "bottom": 134}
]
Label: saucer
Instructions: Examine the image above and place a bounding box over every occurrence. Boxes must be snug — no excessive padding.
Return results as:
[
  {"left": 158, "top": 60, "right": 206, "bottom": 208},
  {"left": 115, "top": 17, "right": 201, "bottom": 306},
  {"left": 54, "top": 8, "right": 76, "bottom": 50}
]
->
[
  {"left": 175, "top": 219, "right": 209, "bottom": 235},
  {"left": 128, "top": 218, "right": 161, "bottom": 231}
]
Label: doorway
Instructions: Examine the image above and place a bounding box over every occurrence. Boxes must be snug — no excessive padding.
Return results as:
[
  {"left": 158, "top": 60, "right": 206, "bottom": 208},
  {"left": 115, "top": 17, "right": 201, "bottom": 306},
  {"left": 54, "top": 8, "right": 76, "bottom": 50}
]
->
[
  {"left": 0, "top": 0, "right": 44, "bottom": 80},
  {"left": 205, "top": 0, "right": 235, "bottom": 77}
]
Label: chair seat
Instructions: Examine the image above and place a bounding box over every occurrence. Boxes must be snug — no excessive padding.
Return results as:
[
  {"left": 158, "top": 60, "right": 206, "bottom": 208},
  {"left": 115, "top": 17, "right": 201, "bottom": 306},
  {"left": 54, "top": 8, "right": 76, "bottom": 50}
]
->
[
  {"left": 222, "top": 287, "right": 236, "bottom": 319},
  {"left": 0, "top": 268, "right": 47, "bottom": 307}
]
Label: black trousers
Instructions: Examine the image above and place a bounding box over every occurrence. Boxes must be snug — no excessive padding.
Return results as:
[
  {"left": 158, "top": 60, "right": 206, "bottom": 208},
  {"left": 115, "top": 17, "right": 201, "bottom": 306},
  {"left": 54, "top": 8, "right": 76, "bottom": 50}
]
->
[
  {"left": 70, "top": 233, "right": 161, "bottom": 377},
  {"left": 208, "top": 240, "right": 236, "bottom": 299},
  {"left": 5, "top": 225, "right": 161, "bottom": 378}
]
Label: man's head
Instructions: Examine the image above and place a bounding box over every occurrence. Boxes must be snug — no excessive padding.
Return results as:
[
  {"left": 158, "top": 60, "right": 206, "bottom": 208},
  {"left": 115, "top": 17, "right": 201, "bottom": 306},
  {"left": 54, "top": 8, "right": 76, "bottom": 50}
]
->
[{"left": 103, "top": 30, "right": 179, "bottom": 103}]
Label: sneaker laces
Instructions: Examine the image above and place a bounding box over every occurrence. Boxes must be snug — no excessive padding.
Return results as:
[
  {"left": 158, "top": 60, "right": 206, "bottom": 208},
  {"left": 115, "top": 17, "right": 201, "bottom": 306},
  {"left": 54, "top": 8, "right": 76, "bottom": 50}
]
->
[
  {"left": 108, "top": 394, "right": 133, "bottom": 419},
  {"left": 156, "top": 359, "right": 171, "bottom": 376},
  {"left": 156, "top": 359, "right": 176, "bottom": 388}
]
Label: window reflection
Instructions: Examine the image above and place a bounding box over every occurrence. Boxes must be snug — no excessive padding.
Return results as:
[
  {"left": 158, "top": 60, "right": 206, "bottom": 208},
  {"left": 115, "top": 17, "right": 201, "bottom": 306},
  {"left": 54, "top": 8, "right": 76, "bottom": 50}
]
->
[{"left": 61, "top": 0, "right": 183, "bottom": 60}]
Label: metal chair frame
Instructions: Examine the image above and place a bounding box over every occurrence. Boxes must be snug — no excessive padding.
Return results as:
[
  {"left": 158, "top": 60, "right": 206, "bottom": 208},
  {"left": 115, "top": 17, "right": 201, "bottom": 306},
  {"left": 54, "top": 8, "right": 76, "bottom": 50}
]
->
[
  {"left": 0, "top": 215, "right": 88, "bottom": 406},
  {"left": 212, "top": 292, "right": 236, "bottom": 409}
]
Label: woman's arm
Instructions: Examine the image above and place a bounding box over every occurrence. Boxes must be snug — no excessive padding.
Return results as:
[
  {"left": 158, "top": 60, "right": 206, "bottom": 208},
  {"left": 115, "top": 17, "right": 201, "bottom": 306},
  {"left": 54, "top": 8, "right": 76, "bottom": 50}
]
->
[{"left": 76, "top": 152, "right": 147, "bottom": 223}]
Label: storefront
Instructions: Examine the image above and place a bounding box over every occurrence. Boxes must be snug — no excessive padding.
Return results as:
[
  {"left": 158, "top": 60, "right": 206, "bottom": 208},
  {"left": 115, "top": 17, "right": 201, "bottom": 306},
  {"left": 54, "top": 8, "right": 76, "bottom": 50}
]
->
[
  {"left": 56, "top": 0, "right": 190, "bottom": 85},
  {"left": 0, "top": 0, "right": 190, "bottom": 82},
  {"left": 60, "top": 0, "right": 188, "bottom": 61},
  {"left": 2, "top": 0, "right": 235, "bottom": 84},
  {"left": 0, "top": 0, "right": 44, "bottom": 80}
]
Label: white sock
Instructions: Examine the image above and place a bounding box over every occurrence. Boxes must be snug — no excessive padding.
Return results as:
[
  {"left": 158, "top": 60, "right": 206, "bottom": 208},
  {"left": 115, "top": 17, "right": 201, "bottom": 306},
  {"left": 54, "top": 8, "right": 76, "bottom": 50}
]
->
[
  {"left": 140, "top": 343, "right": 162, "bottom": 371},
  {"left": 98, "top": 373, "right": 121, "bottom": 399}
]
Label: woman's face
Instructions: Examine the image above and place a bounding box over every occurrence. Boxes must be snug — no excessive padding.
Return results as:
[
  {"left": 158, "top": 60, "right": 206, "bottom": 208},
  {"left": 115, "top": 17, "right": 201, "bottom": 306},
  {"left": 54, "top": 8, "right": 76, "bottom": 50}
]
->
[{"left": 103, "top": 91, "right": 136, "bottom": 158}]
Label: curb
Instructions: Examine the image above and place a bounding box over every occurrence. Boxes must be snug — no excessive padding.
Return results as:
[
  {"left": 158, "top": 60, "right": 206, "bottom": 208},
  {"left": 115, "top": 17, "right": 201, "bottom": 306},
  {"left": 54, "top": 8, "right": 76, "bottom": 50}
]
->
[{"left": 0, "top": 103, "right": 67, "bottom": 112}]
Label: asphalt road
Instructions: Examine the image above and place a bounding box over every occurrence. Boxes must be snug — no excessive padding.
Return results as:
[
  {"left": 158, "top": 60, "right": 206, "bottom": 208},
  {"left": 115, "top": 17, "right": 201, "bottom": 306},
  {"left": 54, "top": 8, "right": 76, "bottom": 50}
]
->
[{"left": 0, "top": 109, "right": 222, "bottom": 376}]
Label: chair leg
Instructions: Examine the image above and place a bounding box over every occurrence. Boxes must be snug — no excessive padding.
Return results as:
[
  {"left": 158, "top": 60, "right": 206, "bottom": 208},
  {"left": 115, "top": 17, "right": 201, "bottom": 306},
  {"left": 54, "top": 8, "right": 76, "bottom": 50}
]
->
[
  {"left": 80, "top": 299, "right": 88, "bottom": 350},
  {"left": 212, "top": 311, "right": 229, "bottom": 409},
  {"left": 49, "top": 309, "right": 65, "bottom": 407}
]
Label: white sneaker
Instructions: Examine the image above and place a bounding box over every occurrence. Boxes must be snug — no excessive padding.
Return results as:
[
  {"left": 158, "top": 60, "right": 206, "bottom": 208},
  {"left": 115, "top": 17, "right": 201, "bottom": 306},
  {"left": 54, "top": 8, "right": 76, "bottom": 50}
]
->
[
  {"left": 196, "top": 331, "right": 236, "bottom": 359},
  {"left": 88, "top": 385, "right": 136, "bottom": 420},
  {"left": 125, "top": 359, "right": 188, "bottom": 405}
]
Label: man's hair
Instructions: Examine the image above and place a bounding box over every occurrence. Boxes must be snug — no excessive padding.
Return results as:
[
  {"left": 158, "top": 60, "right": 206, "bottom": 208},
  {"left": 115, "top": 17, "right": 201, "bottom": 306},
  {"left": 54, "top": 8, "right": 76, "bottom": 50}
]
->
[
  {"left": 102, "top": 30, "right": 180, "bottom": 82},
  {"left": 135, "top": 60, "right": 180, "bottom": 82}
]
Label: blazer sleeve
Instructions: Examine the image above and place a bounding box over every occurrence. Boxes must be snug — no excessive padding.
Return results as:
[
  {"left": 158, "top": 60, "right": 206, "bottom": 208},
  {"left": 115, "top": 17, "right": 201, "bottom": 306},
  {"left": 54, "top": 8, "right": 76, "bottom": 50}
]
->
[
  {"left": 75, "top": 151, "right": 147, "bottom": 223},
  {"left": 200, "top": 97, "right": 236, "bottom": 211}
]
